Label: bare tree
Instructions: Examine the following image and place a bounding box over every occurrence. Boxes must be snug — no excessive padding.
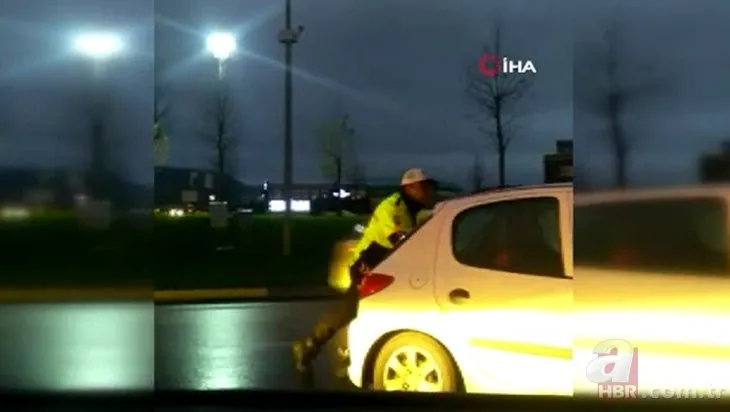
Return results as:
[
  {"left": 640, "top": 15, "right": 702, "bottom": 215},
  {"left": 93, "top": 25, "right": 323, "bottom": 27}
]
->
[
  {"left": 200, "top": 81, "right": 240, "bottom": 201},
  {"left": 349, "top": 161, "right": 367, "bottom": 187},
  {"left": 466, "top": 24, "right": 531, "bottom": 188},
  {"left": 576, "top": 19, "right": 665, "bottom": 188},
  {"left": 153, "top": 81, "right": 169, "bottom": 167},
  {"left": 318, "top": 114, "right": 355, "bottom": 216},
  {"left": 470, "top": 154, "right": 485, "bottom": 191}
]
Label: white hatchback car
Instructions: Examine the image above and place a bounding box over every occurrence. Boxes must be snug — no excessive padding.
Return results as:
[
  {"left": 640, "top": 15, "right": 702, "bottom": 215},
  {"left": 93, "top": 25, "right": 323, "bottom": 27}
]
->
[
  {"left": 573, "top": 185, "right": 730, "bottom": 397},
  {"left": 344, "top": 183, "right": 730, "bottom": 397},
  {"left": 346, "top": 184, "right": 574, "bottom": 395}
]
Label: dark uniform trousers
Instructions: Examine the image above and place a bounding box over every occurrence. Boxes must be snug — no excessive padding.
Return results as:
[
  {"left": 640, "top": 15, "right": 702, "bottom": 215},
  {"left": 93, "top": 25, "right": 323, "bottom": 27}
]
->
[
  {"left": 308, "top": 263, "right": 363, "bottom": 351},
  {"left": 306, "top": 237, "right": 392, "bottom": 351},
  {"left": 295, "top": 240, "right": 390, "bottom": 375}
]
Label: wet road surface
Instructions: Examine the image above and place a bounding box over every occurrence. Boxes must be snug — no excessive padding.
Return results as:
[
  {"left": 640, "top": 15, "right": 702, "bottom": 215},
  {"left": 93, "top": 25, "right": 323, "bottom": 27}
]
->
[{"left": 0, "top": 298, "right": 354, "bottom": 391}]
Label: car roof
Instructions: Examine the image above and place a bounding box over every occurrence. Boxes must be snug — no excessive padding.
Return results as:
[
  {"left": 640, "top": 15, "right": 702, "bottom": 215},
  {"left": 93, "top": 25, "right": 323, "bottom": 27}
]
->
[
  {"left": 575, "top": 184, "right": 730, "bottom": 206},
  {"left": 436, "top": 183, "right": 572, "bottom": 211}
]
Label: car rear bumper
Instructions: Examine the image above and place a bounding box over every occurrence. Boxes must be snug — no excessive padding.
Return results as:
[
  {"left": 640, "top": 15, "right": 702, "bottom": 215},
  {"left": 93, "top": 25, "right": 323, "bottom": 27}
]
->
[{"left": 346, "top": 319, "right": 372, "bottom": 389}]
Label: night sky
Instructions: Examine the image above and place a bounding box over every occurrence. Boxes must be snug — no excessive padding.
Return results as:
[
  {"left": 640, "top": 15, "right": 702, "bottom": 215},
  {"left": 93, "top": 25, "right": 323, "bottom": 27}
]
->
[{"left": 1, "top": 0, "right": 728, "bottom": 188}]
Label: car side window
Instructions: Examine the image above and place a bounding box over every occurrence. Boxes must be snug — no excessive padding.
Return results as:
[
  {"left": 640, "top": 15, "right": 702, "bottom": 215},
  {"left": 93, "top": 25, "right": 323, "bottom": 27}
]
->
[
  {"left": 451, "top": 197, "right": 564, "bottom": 278},
  {"left": 575, "top": 197, "right": 729, "bottom": 276}
]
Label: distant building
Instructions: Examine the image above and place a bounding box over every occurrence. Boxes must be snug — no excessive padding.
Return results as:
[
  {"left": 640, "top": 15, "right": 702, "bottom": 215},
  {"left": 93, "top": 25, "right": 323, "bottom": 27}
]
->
[
  {"left": 699, "top": 140, "right": 730, "bottom": 183},
  {"left": 154, "top": 166, "right": 218, "bottom": 209},
  {"left": 0, "top": 168, "right": 150, "bottom": 209},
  {"left": 258, "top": 180, "right": 464, "bottom": 211},
  {"left": 261, "top": 181, "right": 463, "bottom": 198},
  {"left": 153, "top": 167, "right": 248, "bottom": 208},
  {"left": 544, "top": 140, "right": 573, "bottom": 183},
  {"left": 262, "top": 182, "right": 367, "bottom": 201}
]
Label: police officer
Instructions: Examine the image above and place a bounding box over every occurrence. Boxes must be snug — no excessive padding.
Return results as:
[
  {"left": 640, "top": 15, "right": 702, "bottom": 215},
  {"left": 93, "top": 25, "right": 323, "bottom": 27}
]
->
[{"left": 292, "top": 168, "right": 437, "bottom": 376}]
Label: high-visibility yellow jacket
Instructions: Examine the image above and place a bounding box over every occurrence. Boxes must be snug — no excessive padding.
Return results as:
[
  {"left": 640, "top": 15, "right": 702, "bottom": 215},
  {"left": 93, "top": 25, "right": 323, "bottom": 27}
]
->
[
  {"left": 329, "top": 192, "right": 431, "bottom": 292},
  {"left": 350, "top": 192, "right": 431, "bottom": 263}
]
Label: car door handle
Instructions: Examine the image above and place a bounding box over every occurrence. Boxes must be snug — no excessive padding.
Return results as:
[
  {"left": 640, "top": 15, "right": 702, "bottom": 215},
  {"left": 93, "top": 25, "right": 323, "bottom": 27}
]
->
[{"left": 448, "top": 288, "right": 470, "bottom": 305}]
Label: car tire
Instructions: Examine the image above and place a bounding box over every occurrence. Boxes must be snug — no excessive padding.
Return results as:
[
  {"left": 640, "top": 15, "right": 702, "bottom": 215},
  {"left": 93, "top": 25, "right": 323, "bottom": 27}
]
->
[{"left": 372, "top": 332, "right": 459, "bottom": 393}]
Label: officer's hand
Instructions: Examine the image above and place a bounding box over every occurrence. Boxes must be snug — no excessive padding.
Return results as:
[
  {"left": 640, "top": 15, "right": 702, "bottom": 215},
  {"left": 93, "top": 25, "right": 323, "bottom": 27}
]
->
[
  {"left": 387, "top": 231, "right": 403, "bottom": 245},
  {"left": 353, "top": 262, "right": 370, "bottom": 287},
  {"left": 357, "top": 261, "right": 371, "bottom": 274},
  {"left": 389, "top": 231, "right": 407, "bottom": 245}
]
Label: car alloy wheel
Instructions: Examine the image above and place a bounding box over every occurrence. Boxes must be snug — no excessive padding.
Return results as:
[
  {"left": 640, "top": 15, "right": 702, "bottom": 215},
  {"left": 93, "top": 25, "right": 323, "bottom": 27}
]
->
[{"left": 381, "top": 345, "right": 443, "bottom": 392}]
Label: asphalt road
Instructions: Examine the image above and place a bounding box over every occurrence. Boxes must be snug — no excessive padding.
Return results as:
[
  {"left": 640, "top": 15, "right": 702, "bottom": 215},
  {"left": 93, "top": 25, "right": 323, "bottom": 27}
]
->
[{"left": 0, "top": 298, "right": 354, "bottom": 391}]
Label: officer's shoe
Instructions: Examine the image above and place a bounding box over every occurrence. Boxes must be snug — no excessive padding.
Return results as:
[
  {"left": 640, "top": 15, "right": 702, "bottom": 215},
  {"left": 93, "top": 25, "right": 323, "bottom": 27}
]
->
[
  {"left": 334, "top": 347, "right": 351, "bottom": 378},
  {"left": 292, "top": 338, "right": 315, "bottom": 373}
]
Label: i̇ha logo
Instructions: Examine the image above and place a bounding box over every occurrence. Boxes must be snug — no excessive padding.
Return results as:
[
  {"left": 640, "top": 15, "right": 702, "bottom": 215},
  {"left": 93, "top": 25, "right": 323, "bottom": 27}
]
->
[{"left": 478, "top": 53, "right": 536, "bottom": 77}]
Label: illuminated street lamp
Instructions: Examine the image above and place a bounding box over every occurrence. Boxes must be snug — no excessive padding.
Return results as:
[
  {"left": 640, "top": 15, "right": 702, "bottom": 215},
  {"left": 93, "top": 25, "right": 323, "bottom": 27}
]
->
[
  {"left": 206, "top": 32, "right": 237, "bottom": 79},
  {"left": 73, "top": 32, "right": 123, "bottom": 78},
  {"left": 73, "top": 33, "right": 123, "bottom": 59}
]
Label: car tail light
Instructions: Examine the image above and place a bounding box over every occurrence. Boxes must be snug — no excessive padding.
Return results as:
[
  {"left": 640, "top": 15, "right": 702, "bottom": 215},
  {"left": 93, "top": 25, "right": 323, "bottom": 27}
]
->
[{"left": 359, "top": 273, "right": 394, "bottom": 299}]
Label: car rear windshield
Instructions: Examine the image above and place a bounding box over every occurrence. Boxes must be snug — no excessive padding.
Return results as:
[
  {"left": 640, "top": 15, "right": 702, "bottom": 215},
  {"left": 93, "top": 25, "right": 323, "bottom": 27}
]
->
[{"left": 575, "top": 197, "right": 729, "bottom": 276}]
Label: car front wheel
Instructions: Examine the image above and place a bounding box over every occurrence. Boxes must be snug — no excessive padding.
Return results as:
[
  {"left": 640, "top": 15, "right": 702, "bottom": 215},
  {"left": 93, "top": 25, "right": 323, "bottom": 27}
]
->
[{"left": 372, "top": 332, "right": 459, "bottom": 393}]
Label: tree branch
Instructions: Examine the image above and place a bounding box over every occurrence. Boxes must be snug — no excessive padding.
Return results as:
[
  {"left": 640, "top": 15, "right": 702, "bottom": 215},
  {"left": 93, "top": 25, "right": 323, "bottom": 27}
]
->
[
  {"left": 318, "top": 113, "right": 356, "bottom": 182},
  {"left": 465, "top": 22, "right": 531, "bottom": 187},
  {"left": 199, "top": 82, "right": 240, "bottom": 177},
  {"left": 577, "top": 17, "right": 666, "bottom": 187}
]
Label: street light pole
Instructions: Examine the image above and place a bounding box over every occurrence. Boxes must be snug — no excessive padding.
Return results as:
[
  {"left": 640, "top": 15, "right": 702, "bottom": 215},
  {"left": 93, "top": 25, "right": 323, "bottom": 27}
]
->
[
  {"left": 215, "top": 57, "right": 226, "bottom": 201},
  {"left": 278, "top": 0, "right": 304, "bottom": 256},
  {"left": 72, "top": 32, "right": 123, "bottom": 200},
  {"left": 206, "top": 32, "right": 237, "bottom": 202},
  {"left": 218, "top": 59, "right": 225, "bottom": 80},
  {"left": 89, "top": 59, "right": 107, "bottom": 198}
]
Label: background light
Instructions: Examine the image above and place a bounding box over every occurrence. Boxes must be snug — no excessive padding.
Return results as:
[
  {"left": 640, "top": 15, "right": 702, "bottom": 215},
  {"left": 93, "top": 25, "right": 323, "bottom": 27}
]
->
[
  {"left": 206, "top": 32, "right": 237, "bottom": 60},
  {"left": 333, "top": 189, "right": 351, "bottom": 198},
  {"left": 269, "top": 200, "right": 310, "bottom": 213},
  {"left": 1, "top": 206, "right": 30, "bottom": 220},
  {"left": 73, "top": 33, "right": 123, "bottom": 60}
]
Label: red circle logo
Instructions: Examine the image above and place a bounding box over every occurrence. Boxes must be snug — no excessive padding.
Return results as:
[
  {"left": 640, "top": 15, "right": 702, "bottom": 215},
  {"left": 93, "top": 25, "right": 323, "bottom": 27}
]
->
[{"left": 478, "top": 53, "right": 500, "bottom": 77}]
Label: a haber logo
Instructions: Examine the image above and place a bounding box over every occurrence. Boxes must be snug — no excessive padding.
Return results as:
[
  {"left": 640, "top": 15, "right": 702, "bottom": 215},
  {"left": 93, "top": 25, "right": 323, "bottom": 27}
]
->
[
  {"left": 478, "top": 53, "right": 537, "bottom": 77},
  {"left": 586, "top": 339, "right": 639, "bottom": 399}
]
